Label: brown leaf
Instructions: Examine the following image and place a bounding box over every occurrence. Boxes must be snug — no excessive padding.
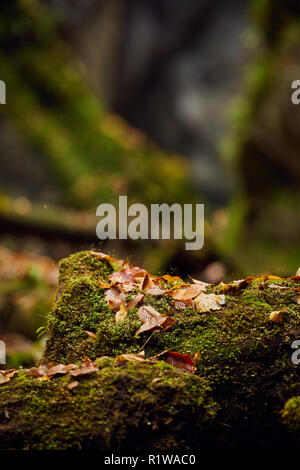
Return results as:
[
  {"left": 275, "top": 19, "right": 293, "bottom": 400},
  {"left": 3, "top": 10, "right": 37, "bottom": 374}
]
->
[
  {"left": 0, "top": 375, "right": 10, "bottom": 385},
  {"left": 174, "top": 299, "right": 194, "bottom": 309},
  {"left": 194, "top": 293, "right": 226, "bottom": 313},
  {"left": 25, "top": 365, "right": 48, "bottom": 378},
  {"left": 69, "top": 362, "right": 99, "bottom": 377},
  {"left": 109, "top": 269, "right": 137, "bottom": 284},
  {"left": 115, "top": 351, "right": 146, "bottom": 363},
  {"left": 145, "top": 288, "right": 166, "bottom": 296},
  {"left": 164, "top": 351, "right": 199, "bottom": 373},
  {"left": 219, "top": 278, "right": 250, "bottom": 294},
  {"left": 188, "top": 277, "right": 210, "bottom": 288},
  {"left": 90, "top": 251, "right": 115, "bottom": 263},
  {"left": 115, "top": 303, "right": 128, "bottom": 322},
  {"left": 141, "top": 273, "right": 155, "bottom": 290},
  {"left": 135, "top": 306, "right": 175, "bottom": 336},
  {"left": 161, "top": 274, "right": 186, "bottom": 287},
  {"left": 269, "top": 310, "right": 286, "bottom": 323},
  {"left": 127, "top": 293, "right": 144, "bottom": 308},
  {"left": 98, "top": 279, "right": 111, "bottom": 289},
  {"left": 83, "top": 330, "right": 97, "bottom": 339},
  {"left": 47, "top": 363, "right": 77, "bottom": 377},
  {"left": 168, "top": 283, "right": 206, "bottom": 301},
  {"left": 67, "top": 380, "right": 79, "bottom": 390},
  {"left": 105, "top": 286, "right": 126, "bottom": 310}
]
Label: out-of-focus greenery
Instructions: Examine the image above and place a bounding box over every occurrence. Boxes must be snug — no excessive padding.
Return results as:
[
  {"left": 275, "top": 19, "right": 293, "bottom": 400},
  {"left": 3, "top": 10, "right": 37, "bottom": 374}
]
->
[
  {"left": 0, "top": 0, "right": 193, "bottom": 209},
  {"left": 217, "top": 0, "right": 300, "bottom": 276}
]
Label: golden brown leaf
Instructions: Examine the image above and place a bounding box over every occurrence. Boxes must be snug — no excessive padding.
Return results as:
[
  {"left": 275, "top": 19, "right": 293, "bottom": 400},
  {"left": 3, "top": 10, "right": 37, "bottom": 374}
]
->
[
  {"left": 168, "top": 283, "right": 206, "bottom": 301},
  {"left": 115, "top": 303, "right": 128, "bottom": 322},
  {"left": 135, "top": 306, "right": 175, "bottom": 336},
  {"left": 194, "top": 293, "right": 226, "bottom": 313},
  {"left": 269, "top": 310, "right": 286, "bottom": 323},
  {"left": 67, "top": 380, "right": 79, "bottom": 390},
  {"left": 115, "top": 351, "right": 146, "bottom": 363}
]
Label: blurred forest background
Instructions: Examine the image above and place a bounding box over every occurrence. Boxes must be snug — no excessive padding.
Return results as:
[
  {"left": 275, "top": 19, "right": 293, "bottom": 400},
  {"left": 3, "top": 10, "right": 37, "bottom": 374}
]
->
[{"left": 0, "top": 0, "right": 299, "bottom": 367}]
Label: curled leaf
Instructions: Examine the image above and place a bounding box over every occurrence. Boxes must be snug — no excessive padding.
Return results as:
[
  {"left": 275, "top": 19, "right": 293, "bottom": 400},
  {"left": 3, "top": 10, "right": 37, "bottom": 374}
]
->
[
  {"left": 115, "top": 303, "right": 128, "bottom": 322},
  {"left": 105, "top": 286, "right": 126, "bottom": 310},
  {"left": 269, "top": 310, "right": 286, "bottom": 323},
  {"left": 127, "top": 293, "right": 144, "bottom": 308},
  {"left": 135, "top": 306, "right": 175, "bottom": 336},
  {"left": 194, "top": 293, "right": 226, "bottom": 313},
  {"left": 67, "top": 380, "right": 79, "bottom": 391}
]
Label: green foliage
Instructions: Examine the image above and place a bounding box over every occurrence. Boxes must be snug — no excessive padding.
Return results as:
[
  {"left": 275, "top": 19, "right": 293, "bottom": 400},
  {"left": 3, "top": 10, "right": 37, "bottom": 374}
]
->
[{"left": 0, "top": 0, "right": 193, "bottom": 209}]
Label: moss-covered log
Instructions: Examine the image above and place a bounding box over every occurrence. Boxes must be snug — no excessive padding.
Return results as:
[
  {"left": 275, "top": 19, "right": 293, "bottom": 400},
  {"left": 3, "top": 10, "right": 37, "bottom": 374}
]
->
[{"left": 0, "top": 250, "right": 299, "bottom": 449}]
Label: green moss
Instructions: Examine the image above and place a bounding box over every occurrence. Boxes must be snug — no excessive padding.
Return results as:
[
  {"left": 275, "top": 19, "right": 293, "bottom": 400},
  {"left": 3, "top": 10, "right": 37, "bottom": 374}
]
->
[
  {"left": 0, "top": 362, "right": 217, "bottom": 450},
  {"left": 0, "top": 0, "right": 193, "bottom": 209},
  {"left": 281, "top": 396, "right": 300, "bottom": 437},
  {"left": 42, "top": 251, "right": 300, "bottom": 444}
]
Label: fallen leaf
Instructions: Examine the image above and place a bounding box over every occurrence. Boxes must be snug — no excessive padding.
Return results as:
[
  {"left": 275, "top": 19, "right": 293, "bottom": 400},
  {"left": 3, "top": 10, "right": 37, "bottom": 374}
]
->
[
  {"left": 67, "top": 380, "right": 79, "bottom": 390},
  {"left": 188, "top": 277, "right": 210, "bottom": 289},
  {"left": 135, "top": 306, "right": 175, "bottom": 336},
  {"left": 174, "top": 299, "right": 194, "bottom": 309},
  {"left": 164, "top": 351, "right": 200, "bottom": 373},
  {"left": 194, "top": 293, "right": 226, "bottom": 313},
  {"left": 98, "top": 279, "right": 111, "bottom": 289},
  {"left": 219, "top": 278, "right": 250, "bottom": 294},
  {"left": 47, "top": 363, "right": 77, "bottom": 377},
  {"left": 105, "top": 286, "right": 126, "bottom": 310},
  {"left": 145, "top": 288, "right": 166, "bottom": 296},
  {"left": 115, "top": 351, "right": 146, "bottom": 363},
  {"left": 25, "top": 365, "right": 48, "bottom": 378},
  {"left": 90, "top": 251, "right": 115, "bottom": 263},
  {"left": 83, "top": 330, "right": 97, "bottom": 339},
  {"left": 296, "top": 267, "right": 300, "bottom": 276},
  {"left": 109, "top": 269, "right": 137, "bottom": 284},
  {"left": 168, "top": 283, "right": 206, "bottom": 301},
  {"left": 151, "top": 378, "right": 163, "bottom": 384},
  {"left": 127, "top": 293, "right": 144, "bottom": 308},
  {"left": 267, "top": 284, "right": 291, "bottom": 290},
  {"left": 69, "top": 362, "right": 99, "bottom": 377},
  {"left": 0, "top": 375, "right": 10, "bottom": 385},
  {"left": 115, "top": 303, "right": 128, "bottom": 322},
  {"left": 161, "top": 274, "right": 186, "bottom": 286},
  {"left": 118, "top": 281, "right": 136, "bottom": 292},
  {"left": 141, "top": 273, "right": 155, "bottom": 290},
  {"left": 269, "top": 310, "right": 286, "bottom": 323}
]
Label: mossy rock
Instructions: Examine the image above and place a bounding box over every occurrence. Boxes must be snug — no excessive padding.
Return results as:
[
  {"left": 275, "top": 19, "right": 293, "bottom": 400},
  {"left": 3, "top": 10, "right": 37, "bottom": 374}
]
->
[
  {"left": 1, "top": 250, "right": 300, "bottom": 449},
  {"left": 0, "top": 361, "right": 216, "bottom": 451},
  {"left": 281, "top": 396, "right": 300, "bottom": 442}
]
